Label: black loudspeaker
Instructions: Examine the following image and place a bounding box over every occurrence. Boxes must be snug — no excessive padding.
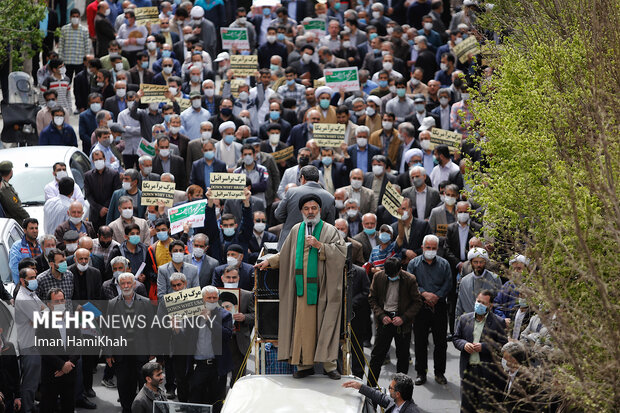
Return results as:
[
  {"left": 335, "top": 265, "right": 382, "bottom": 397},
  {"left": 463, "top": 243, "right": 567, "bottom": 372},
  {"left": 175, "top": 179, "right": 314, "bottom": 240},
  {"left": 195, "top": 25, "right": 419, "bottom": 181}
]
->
[
  {"left": 256, "top": 268, "right": 279, "bottom": 299},
  {"left": 257, "top": 300, "right": 280, "bottom": 340}
]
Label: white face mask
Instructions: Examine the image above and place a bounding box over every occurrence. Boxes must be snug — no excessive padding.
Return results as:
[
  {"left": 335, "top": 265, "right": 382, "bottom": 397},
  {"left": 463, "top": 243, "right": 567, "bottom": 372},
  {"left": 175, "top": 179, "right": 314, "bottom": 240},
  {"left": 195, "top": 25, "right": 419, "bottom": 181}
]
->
[
  {"left": 147, "top": 42, "right": 156, "bottom": 50},
  {"left": 423, "top": 250, "right": 437, "bottom": 260},
  {"left": 356, "top": 137, "right": 367, "bottom": 147},
  {"left": 201, "top": 131, "right": 212, "bottom": 140},
  {"left": 267, "top": 35, "right": 276, "bottom": 43},
  {"left": 204, "top": 88, "right": 214, "bottom": 97},
  {"left": 159, "top": 149, "right": 170, "bottom": 158},
  {"left": 424, "top": 22, "right": 433, "bottom": 31},
  {"left": 193, "top": 247, "right": 204, "bottom": 258},
  {"left": 269, "top": 134, "right": 280, "bottom": 145},
  {"left": 121, "top": 209, "right": 133, "bottom": 219},
  {"left": 346, "top": 209, "right": 358, "bottom": 218},
  {"left": 115, "top": 62, "right": 123, "bottom": 72},
  {"left": 351, "top": 179, "right": 363, "bottom": 189},
  {"left": 56, "top": 170, "right": 68, "bottom": 180},
  {"left": 204, "top": 302, "right": 218, "bottom": 310},
  {"left": 337, "top": 229, "right": 347, "bottom": 239},
  {"left": 94, "top": 159, "right": 106, "bottom": 170},
  {"left": 243, "top": 155, "right": 254, "bottom": 165},
  {"left": 149, "top": 102, "right": 160, "bottom": 111},
  {"left": 227, "top": 256, "right": 238, "bottom": 267},
  {"left": 440, "top": 63, "right": 448, "bottom": 72},
  {"left": 254, "top": 222, "right": 266, "bottom": 233},
  {"left": 342, "top": 41, "right": 351, "bottom": 48},
  {"left": 401, "top": 211, "right": 410, "bottom": 221},
  {"left": 439, "top": 97, "right": 450, "bottom": 106},
  {"left": 372, "top": 11, "right": 380, "bottom": 19},
  {"left": 76, "top": 262, "right": 89, "bottom": 272},
  {"left": 335, "top": 200, "right": 345, "bottom": 209},
  {"left": 365, "top": 107, "right": 375, "bottom": 117},
  {"left": 169, "top": 87, "right": 178, "bottom": 95},
  {"left": 69, "top": 215, "right": 82, "bottom": 225},
  {"left": 116, "top": 88, "right": 126, "bottom": 98},
  {"left": 122, "top": 181, "right": 132, "bottom": 191},
  {"left": 238, "top": 91, "right": 249, "bottom": 101},
  {"left": 457, "top": 212, "right": 470, "bottom": 223},
  {"left": 382, "top": 62, "right": 393, "bottom": 71},
  {"left": 66, "top": 243, "right": 78, "bottom": 253},
  {"left": 223, "top": 282, "right": 239, "bottom": 289},
  {"left": 382, "top": 121, "right": 393, "bottom": 130},
  {"left": 54, "top": 303, "right": 66, "bottom": 313},
  {"left": 420, "top": 139, "right": 431, "bottom": 150},
  {"left": 444, "top": 196, "right": 457, "bottom": 206},
  {"left": 53, "top": 116, "right": 64, "bottom": 126},
  {"left": 171, "top": 252, "right": 184, "bottom": 263},
  {"left": 372, "top": 165, "right": 384, "bottom": 176},
  {"left": 192, "top": 99, "right": 202, "bottom": 109},
  {"left": 302, "top": 53, "right": 313, "bottom": 64},
  {"left": 71, "top": 17, "right": 80, "bottom": 26},
  {"left": 170, "top": 126, "right": 181, "bottom": 135}
]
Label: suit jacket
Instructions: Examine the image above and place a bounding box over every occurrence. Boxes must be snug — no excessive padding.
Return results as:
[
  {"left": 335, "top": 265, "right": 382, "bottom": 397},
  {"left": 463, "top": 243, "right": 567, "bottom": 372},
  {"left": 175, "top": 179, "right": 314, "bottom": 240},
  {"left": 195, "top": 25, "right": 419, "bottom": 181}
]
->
[
  {"left": 189, "top": 158, "right": 227, "bottom": 191},
  {"left": 69, "top": 265, "right": 102, "bottom": 303},
  {"left": 106, "top": 188, "right": 147, "bottom": 224},
  {"left": 431, "top": 104, "right": 452, "bottom": 130},
  {"left": 347, "top": 144, "right": 381, "bottom": 172},
  {"left": 109, "top": 216, "right": 152, "bottom": 246},
  {"left": 247, "top": 230, "right": 278, "bottom": 263},
  {"left": 187, "top": 306, "right": 233, "bottom": 377},
  {"left": 184, "top": 254, "right": 220, "bottom": 288},
  {"left": 102, "top": 278, "right": 148, "bottom": 300},
  {"left": 312, "top": 158, "right": 352, "bottom": 191},
  {"left": 234, "top": 289, "right": 255, "bottom": 355},
  {"left": 223, "top": 197, "right": 266, "bottom": 230},
  {"left": 83, "top": 167, "right": 122, "bottom": 226},
  {"left": 157, "top": 261, "right": 199, "bottom": 301},
  {"left": 105, "top": 294, "right": 155, "bottom": 356},
  {"left": 428, "top": 203, "right": 456, "bottom": 235},
  {"left": 95, "top": 14, "right": 116, "bottom": 57},
  {"left": 286, "top": 122, "right": 311, "bottom": 156},
  {"left": 343, "top": 185, "right": 377, "bottom": 215},
  {"left": 103, "top": 95, "right": 128, "bottom": 121},
  {"left": 153, "top": 155, "right": 187, "bottom": 190},
  {"left": 169, "top": 133, "right": 190, "bottom": 161},
  {"left": 359, "top": 384, "right": 421, "bottom": 413},
  {"left": 185, "top": 139, "right": 205, "bottom": 177},
  {"left": 362, "top": 172, "right": 397, "bottom": 206},
  {"left": 54, "top": 220, "right": 97, "bottom": 250},
  {"left": 73, "top": 69, "right": 91, "bottom": 111},
  {"left": 38, "top": 325, "right": 81, "bottom": 383},
  {"left": 128, "top": 66, "right": 154, "bottom": 85},
  {"left": 368, "top": 269, "right": 423, "bottom": 333},
  {"left": 274, "top": 182, "right": 336, "bottom": 248},
  {"left": 402, "top": 185, "right": 441, "bottom": 220},
  {"left": 453, "top": 311, "right": 508, "bottom": 379},
  {"left": 391, "top": 218, "right": 432, "bottom": 257},
  {"left": 211, "top": 262, "right": 255, "bottom": 291},
  {"left": 347, "top": 236, "right": 366, "bottom": 267},
  {"left": 445, "top": 221, "right": 483, "bottom": 270},
  {"left": 353, "top": 231, "right": 376, "bottom": 263}
]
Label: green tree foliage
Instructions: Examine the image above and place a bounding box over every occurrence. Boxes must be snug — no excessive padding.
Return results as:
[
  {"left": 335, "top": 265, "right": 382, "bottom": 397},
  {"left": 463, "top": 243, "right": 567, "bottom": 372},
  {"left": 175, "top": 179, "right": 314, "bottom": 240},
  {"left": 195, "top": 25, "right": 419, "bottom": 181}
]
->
[
  {"left": 0, "top": 0, "right": 47, "bottom": 70},
  {"left": 469, "top": 0, "right": 620, "bottom": 410}
]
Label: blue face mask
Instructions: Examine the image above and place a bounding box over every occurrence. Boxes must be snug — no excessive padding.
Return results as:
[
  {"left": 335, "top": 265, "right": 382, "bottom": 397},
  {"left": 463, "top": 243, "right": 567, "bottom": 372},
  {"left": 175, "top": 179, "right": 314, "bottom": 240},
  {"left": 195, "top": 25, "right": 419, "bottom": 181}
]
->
[
  {"left": 387, "top": 275, "right": 399, "bottom": 282},
  {"left": 269, "top": 111, "right": 280, "bottom": 120},
  {"left": 56, "top": 261, "right": 68, "bottom": 273},
  {"left": 128, "top": 234, "right": 140, "bottom": 245},
  {"left": 240, "top": 50, "right": 251, "bottom": 55},
  {"left": 369, "top": 32, "right": 377, "bottom": 41},
  {"left": 270, "top": 64, "right": 279, "bottom": 71},
  {"left": 378, "top": 232, "right": 391, "bottom": 244},
  {"left": 334, "top": 2, "right": 341, "bottom": 10},
  {"left": 157, "top": 231, "right": 169, "bottom": 241},
  {"left": 223, "top": 227, "right": 235, "bottom": 237},
  {"left": 474, "top": 302, "right": 488, "bottom": 315},
  {"left": 27, "top": 279, "right": 38, "bottom": 291},
  {"left": 359, "top": 18, "right": 366, "bottom": 25},
  {"left": 164, "top": 114, "right": 172, "bottom": 123},
  {"left": 147, "top": 212, "right": 157, "bottom": 221},
  {"left": 408, "top": 39, "right": 415, "bottom": 46},
  {"left": 277, "top": 33, "right": 285, "bottom": 41},
  {"left": 204, "top": 150, "right": 215, "bottom": 160},
  {"left": 224, "top": 135, "right": 234, "bottom": 144},
  {"left": 321, "top": 156, "right": 332, "bottom": 166},
  {"left": 286, "top": 79, "right": 295, "bottom": 86},
  {"left": 396, "top": 89, "right": 406, "bottom": 97},
  {"left": 141, "top": 61, "right": 149, "bottom": 69},
  {"left": 319, "top": 99, "right": 330, "bottom": 109},
  {"left": 363, "top": 228, "right": 376, "bottom": 236},
  {"left": 162, "top": 50, "right": 171, "bottom": 58},
  {"left": 378, "top": 80, "right": 388, "bottom": 88},
  {"left": 263, "top": 8, "right": 271, "bottom": 16}
]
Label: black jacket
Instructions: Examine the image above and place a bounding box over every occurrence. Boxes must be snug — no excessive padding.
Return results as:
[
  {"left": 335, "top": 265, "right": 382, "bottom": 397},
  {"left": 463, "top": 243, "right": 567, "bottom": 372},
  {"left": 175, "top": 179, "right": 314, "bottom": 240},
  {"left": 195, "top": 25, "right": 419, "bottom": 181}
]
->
[
  {"left": 391, "top": 218, "right": 432, "bottom": 257},
  {"left": 152, "top": 154, "right": 187, "bottom": 190}
]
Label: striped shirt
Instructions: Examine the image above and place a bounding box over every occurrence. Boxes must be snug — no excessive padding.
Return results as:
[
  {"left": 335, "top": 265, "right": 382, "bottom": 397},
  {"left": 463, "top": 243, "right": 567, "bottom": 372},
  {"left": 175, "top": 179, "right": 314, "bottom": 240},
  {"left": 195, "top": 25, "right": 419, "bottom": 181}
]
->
[
  {"left": 39, "top": 75, "right": 72, "bottom": 111},
  {"left": 368, "top": 241, "right": 402, "bottom": 269},
  {"left": 277, "top": 82, "right": 307, "bottom": 106},
  {"left": 59, "top": 24, "right": 90, "bottom": 65}
]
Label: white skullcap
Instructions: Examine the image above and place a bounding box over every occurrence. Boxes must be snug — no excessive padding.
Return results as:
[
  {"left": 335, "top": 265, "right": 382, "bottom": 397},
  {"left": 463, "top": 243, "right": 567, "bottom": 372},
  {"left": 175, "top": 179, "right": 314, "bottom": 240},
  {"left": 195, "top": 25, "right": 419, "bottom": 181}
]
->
[
  {"left": 418, "top": 116, "right": 436, "bottom": 131},
  {"left": 404, "top": 148, "right": 423, "bottom": 164},
  {"left": 467, "top": 247, "right": 488, "bottom": 261},
  {"left": 509, "top": 254, "right": 530, "bottom": 266},
  {"left": 315, "top": 86, "right": 334, "bottom": 99},
  {"left": 219, "top": 121, "right": 236, "bottom": 134},
  {"left": 190, "top": 6, "right": 204, "bottom": 18},
  {"left": 366, "top": 95, "right": 381, "bottom": 107}
]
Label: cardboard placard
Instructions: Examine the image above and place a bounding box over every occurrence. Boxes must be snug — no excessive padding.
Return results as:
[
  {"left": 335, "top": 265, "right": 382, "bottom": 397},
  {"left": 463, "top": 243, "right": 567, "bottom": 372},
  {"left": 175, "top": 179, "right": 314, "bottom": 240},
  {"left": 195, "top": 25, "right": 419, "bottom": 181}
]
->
[
  {"left": 313, "top": 123, "right": 346, "bottom": 147},
  {"left": 230, "top": 78, "right": 247, "bottom": 98},
  {"left": 136, "top": 138, "right": 156, "bottom": 157},
  {"left": 134, "top": 7, "right": 160, "bottom": 25},
  {"left": 169, "top": 200, "right": 208, "bottom": 235},
  {"left": 453, "top": 36, "right": 480, "bottom": 64},
  {"left": 324, "top": 67, "right": 360, "bottom": 92},
  {"left": 436, "top": 224, "right": 448, "bottom": 237},
  {"left": 230, "top": 55, "right": 258, "bottom": 77},
  {"left": 382, "top": 182, "right": 403, "bottom": 220},
  {"left": 163, "top": 287, "right": 204, "bottom": 318},
  {"left": 141, "top": 180, "right": 176, "bottom": 207},
  {"left": 210, "top": 173, "right": 246, "bottom": 199},
  {"left": 303, "top": 19, "right": 326, "bottom": 36},
  {"left": 177, "top": 97, "right": 191, "bottom": 112},
  {"left": 430, "top": 128, "right": 462, "bottom": 152},
  {"left": 140, "top": 84, "right": 169, "bottom": 103},
  {"left": 271, "top": 145, "right": 294, "bottom": 162},
  {"left": 221, "top": 27, "right": 250, "bottom": 50}
]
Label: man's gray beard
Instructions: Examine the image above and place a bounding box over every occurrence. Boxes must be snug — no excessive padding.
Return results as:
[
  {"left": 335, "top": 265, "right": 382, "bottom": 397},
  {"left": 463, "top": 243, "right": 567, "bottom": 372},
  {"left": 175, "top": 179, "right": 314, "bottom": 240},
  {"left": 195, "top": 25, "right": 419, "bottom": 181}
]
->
[{"left": 303, "top": 215, "right": 320, "bottom": 226}]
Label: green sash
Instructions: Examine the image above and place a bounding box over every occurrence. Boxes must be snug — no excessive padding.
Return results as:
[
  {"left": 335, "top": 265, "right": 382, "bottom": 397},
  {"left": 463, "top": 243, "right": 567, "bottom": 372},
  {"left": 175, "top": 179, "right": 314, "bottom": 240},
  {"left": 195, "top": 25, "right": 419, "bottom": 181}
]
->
[{"left": 295, "top": 220, "right": 324, "bottom": 305}]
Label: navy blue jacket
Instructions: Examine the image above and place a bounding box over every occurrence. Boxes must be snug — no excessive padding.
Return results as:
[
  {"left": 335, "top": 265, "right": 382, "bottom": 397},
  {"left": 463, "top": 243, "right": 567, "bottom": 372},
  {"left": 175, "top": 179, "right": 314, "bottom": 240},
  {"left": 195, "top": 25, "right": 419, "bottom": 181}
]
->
[
  {"left": 204, "top": 203, "right": 253, "bottom": 264},
  {"left": 347, "top": 143, "right": 381, "bottom": 172},
  {"left": 187, "top": 306, "right": 233, "bottom": 377},
  {"left": 312, "top": 158, "right": 353, "bottom": 190},
  {"left": 189, "top": 158, "right": 227, "bottom": 192},
  {"left": 211, "top": 262, "right": 255, "bottom": 291},
  {"left": 287, "top": 122, "right": 311, "bottom": 156},
  {"left": 39, "top": 123, "right": 78, "bottom": 147},
  {"left": 78, "top": 109, "right": 97, "bottom": 145},
  {"left": 258, "top": 42, "right": 288, "bottom": 69}
]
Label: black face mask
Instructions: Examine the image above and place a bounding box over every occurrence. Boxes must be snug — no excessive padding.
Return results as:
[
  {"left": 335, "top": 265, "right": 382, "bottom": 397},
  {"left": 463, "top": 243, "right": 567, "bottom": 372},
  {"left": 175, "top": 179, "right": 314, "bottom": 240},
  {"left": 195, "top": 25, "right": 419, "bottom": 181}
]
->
[
  {"left": 220, "top": 108, "right": 232, "bottom": 116},
  {"left": 99, "top": 240, "right": 111, "bottom": 249},
  {"left": 298, "top": 156, "right": 309, "bottom": 167}
]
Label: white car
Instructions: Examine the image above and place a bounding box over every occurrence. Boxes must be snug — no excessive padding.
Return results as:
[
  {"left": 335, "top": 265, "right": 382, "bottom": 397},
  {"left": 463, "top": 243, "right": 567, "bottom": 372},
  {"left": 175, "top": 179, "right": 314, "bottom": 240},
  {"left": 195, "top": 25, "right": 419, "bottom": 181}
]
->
[
  {"left": 0, "top": 217, "right": 24, "bottom": 285},
  {"left": 1, "top": 146, "right": 92, "bottom": 234}
]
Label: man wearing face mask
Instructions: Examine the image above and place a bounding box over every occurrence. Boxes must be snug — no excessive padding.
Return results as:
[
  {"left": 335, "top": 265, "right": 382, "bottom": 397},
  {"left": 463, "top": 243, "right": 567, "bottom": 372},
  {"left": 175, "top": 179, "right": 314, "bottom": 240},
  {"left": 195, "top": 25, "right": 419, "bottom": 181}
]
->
[
  {"left": 128, "top": 51, "right": 155, "bottom": 85},
  {"left": 208, "top": 98, "right": 244, "bottom": 141},
  {"left": 92, "top": 226, "right": 120, "bottom": 267},
  {"left": 402, "top": 165, "right": 441, "bottom": 221},
  {"left": 391, "top": 197, "right": 432, "bottom": 265},
  {"left": 102, "top": 256, "right": 148, "bottom": 300},
  {"left": 39, "top": 106, "right": 78, "bottom": 146},
  {"left": 43, "top": 177, "right": 77, "bottom": 235},
  {"left": 430, "top": 144, "right": 461, "bottom": 188},
  {"left": 36, "top": 249, "right": 74, "bottom": 305},
  {"left": 180, "top": 91, "right": 211, "bottom": 140},
  {"left": 370, "top": 112, "right": 401, "bottom": 167},
  {"left": 106, "top": 224, "right": 155, "bottom": 285},
  {"left": 211, "top": 244, "right": 255, "bottom": 291},
  {"left": 288, "top": 109, "right": 321, "bottom": 156},
  {"left": 91, "top": 127, "right": 123, "bottom": 172},
  {"left": 312, "top": 146, "right": 351, "bottom": 195},
  {"left": 367, "top": 256, "right": 423, "bottom": 387},
  {"left": 428, "top": 183, "right": 459, "bottom": 235},
  {"left": 456, "top": 248, "right": 503, "bottom": 322},
  {"left": 103, "top": 80, "right": 128, "bottom": 121},
  {"left": 450, "top": 84, "right": 474, "bottom": 137},
  {"left": 182, "top": 233, "right": 218, "bottom": 287},
  {"left": 157, "top": 240, "right": 199, "bottom": 301},
  {"left": 407, "top": 234, "right": 452, "bottom": 386},
  {"left": 431, "top": 88, "right": 453, "bottom": 131},
  {"left": 78, "top": 154, "right": 118, "bottom": 229},
  {"left": 229, "top": 7, "right": 257, "bottom": 51},
  {"left": 214, "top": 121, "right": 243, "bottom": 172},
  {"left": 291, "top": 44, "right": 322, "bottom": 81},
  {"left": 109, "top": 197, "right": 152, "bottom": 246},
  {"left": 363, "top": 155, "right": 397, "bottom": 208},
  {"left": 189, "top": 139, "right": 226, "bottom": 192},
  {"left": 95, "top": 2, "right": 117, "bottom": 57},
  {"left": 152, "top": 136, "right": 187, "bottom": 190},
  {"left": 54, "top": 202, "right": 97, "bottom": 251},
  {"left": 106, "top": 169, "right": 145, "bottom": 224},
  {"left": 344, "top": 168, "right": 377, "bottom": 216},
  {"left": 258, "top": 26, "right": 288, "bottom": 69},
  {"left": 233, "top": 147, "right": 270, "bottom": 204},
  {"left": 130, "top": 89, "right": 165, "bottom": 141},
  {"left": 453, "top": 290, "right": 507, "bottom": 412},
  {"left": 246, "top": 211, "right": 277, "bottom": 264}
]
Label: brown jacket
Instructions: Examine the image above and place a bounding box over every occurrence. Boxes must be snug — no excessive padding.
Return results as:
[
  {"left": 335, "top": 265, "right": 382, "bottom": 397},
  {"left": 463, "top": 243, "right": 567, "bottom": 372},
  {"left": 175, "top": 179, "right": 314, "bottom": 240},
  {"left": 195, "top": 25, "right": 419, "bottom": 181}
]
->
[
  {"left": 369, "top": 128, "right": 401, "bottom": 167},
  {"left": 368, "top": 269, "right": 423, "bottom": 333}
]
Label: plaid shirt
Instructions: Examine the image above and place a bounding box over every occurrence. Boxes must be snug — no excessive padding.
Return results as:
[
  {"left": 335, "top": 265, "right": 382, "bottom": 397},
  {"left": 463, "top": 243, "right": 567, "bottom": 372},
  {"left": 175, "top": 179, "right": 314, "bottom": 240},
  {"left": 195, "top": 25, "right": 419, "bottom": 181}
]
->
[
  {"left": 36, "top": 269, "right": 74, "bottom": 308},
  {"left": 92, "top": 239, "right": 120, "bottom": 266},
  {"left": 59, "top": 24, "right": 90, "bottom": 65},
  {"left": 277, "top": 82, "right": 307, "bottom": 106}
]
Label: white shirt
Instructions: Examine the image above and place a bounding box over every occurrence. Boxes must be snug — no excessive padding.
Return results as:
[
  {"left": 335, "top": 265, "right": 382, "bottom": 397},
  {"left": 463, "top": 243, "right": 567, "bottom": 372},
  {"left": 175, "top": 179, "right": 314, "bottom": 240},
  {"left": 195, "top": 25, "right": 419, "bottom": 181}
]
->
[
  {"left": 43, "top": 194, "right": 73, "bottom": 234},
  {"left": 430, "top": 160, "right": 460, "bottom": 188},
  {"left": 249, "top": 85, "right": 275, "bottom": 125},
  {"left": 512, "top": 308, "right": 527, "bottom": 340},
  {"left": 415, "top": 186, "right": 427, "bottom": 220},
  {"left": 44, "top": 180, "right": 85, "bottom": 202}
]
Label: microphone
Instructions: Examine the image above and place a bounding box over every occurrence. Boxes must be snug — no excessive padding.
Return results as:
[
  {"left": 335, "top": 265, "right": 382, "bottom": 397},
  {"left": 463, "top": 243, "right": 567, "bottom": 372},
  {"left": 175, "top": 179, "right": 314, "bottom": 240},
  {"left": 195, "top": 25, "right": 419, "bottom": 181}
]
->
[{"left": 307, "top": 223, "right": 313, "bottom": 236}]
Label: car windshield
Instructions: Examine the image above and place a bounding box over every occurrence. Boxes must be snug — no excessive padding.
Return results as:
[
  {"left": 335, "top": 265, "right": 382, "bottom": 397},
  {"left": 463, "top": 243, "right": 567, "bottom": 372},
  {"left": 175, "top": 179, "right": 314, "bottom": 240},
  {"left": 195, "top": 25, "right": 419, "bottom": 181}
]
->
[{"left": 11, "top": 167, "right": 53, "bottom": 204}]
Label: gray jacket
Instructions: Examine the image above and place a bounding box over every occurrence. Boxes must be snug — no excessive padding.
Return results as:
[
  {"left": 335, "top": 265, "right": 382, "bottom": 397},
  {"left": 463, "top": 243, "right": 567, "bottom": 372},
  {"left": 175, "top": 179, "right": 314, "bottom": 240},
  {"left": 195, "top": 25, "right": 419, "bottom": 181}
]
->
[
  {"left": 455, "top": 270, "right": 503, "bottom": 320},
  {"left": 184, "top": 254, "right": 220, "bottom": 288},
  {"left": 157, "top": 261, "right": 199, "bottom": 301}
]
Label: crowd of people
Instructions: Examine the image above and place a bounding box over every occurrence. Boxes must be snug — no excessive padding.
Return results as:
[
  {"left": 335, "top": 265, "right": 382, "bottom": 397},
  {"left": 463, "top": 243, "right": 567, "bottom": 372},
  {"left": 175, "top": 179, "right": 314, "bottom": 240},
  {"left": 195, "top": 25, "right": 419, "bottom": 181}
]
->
[{"left": 0, "top": 0, "right": 559, "bottom": 412}]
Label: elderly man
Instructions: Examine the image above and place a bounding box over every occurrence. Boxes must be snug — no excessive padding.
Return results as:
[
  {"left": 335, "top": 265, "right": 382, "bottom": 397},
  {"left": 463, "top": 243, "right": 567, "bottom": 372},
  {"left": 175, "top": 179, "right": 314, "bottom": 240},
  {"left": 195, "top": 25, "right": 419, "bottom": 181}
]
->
[
  {"left": 137, "top": 155, "right": 160, "bottom": 185},
  {"left": 108, "top": 196, "right": 151, "bottom": 246},
  {"left": 334, "top": 218, "right": 365, "bottom": 267},
  {"left": 455, "top": 248, "right": 503, "bottom": 321},
  {"left": 407, "top": 235, "right": 452, "bottom": 386},
  {"left": 157, "top": 240, "right": 199, "bottom": 302},
  {"left": 214, "top": 121, "right": 242, "bottom": 171},
  {"left": 256, "top": 193, "right": 347, "bottom": 379},
  {"left": 54, "top": 201, "right": 97, "bottom": 249},
  {"left": 347, "top": 127, "right": 381, "bottom": 174},
  {"left": 189, "top": 138, "right": 227, "bottom": 192},
  {"left": 106, "top": 169, "right": 145, "bottom": 224},
  {"left": 428, "top": 183, "right": 459, "bottom": 236},
  {"left": 402, "top": 165, "right": 441, "bottom": 220},
  {"left": 101, "top": 256, "right": 148, "bottom": 299}
]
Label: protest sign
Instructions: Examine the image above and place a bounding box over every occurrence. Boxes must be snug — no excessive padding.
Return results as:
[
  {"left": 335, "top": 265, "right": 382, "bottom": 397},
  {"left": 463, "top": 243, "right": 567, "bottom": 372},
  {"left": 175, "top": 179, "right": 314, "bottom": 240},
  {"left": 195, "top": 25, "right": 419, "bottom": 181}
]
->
[
  {"left": 230, "top": 78, "right": 246, "bottom": 98},
  {"left": 303, "top": 19, "right": 326, "bottom": 36},
  {"left": 313, "top": 123, "right": 346, "bottom": 147},
  {"left": 221, "top": 27, "right": 250, "bottom": 50},
  {"left": 436, "top": 224, "right": 448, "bottom": 237},
  {"left": 177, "top": 97, "right": 191, "bottom": 112},
  {"left": 453, "top": 36, "right": 480, "bottom": 63},
  {"left": 430, "top": 128, "right": 462, "bottom": 152},
  {"left": 168, "top": 200, "right": 208, "bottom": 235},
  {"left": 164, "top": 287, "right": 204, "bottom": 318},
  {"left": 382, "top": 182, "right": 404, "bottom": 220},
  {"left": 141, "top": 180, "right": 176, "bottom": 207},
  {"left": 134, "top": 7, "right": 159, "bottom": 25},
  {"left": 140, "top": 84, "right": 168, "bottom": 103},
  {"left": 272, "top": 145, "right": 294, "bottom": 162},
  {"left": 230, "top": 55, "right": 258, "bottom": 77},
  {"left": 136, "top": 138, "right": 156, "bottom": 157},
  {"left": 324, "top": 67, "right": 360, "bottom": 92},
  {"left": 210, "top": 173, "right": 246, "bottom": 199}
]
